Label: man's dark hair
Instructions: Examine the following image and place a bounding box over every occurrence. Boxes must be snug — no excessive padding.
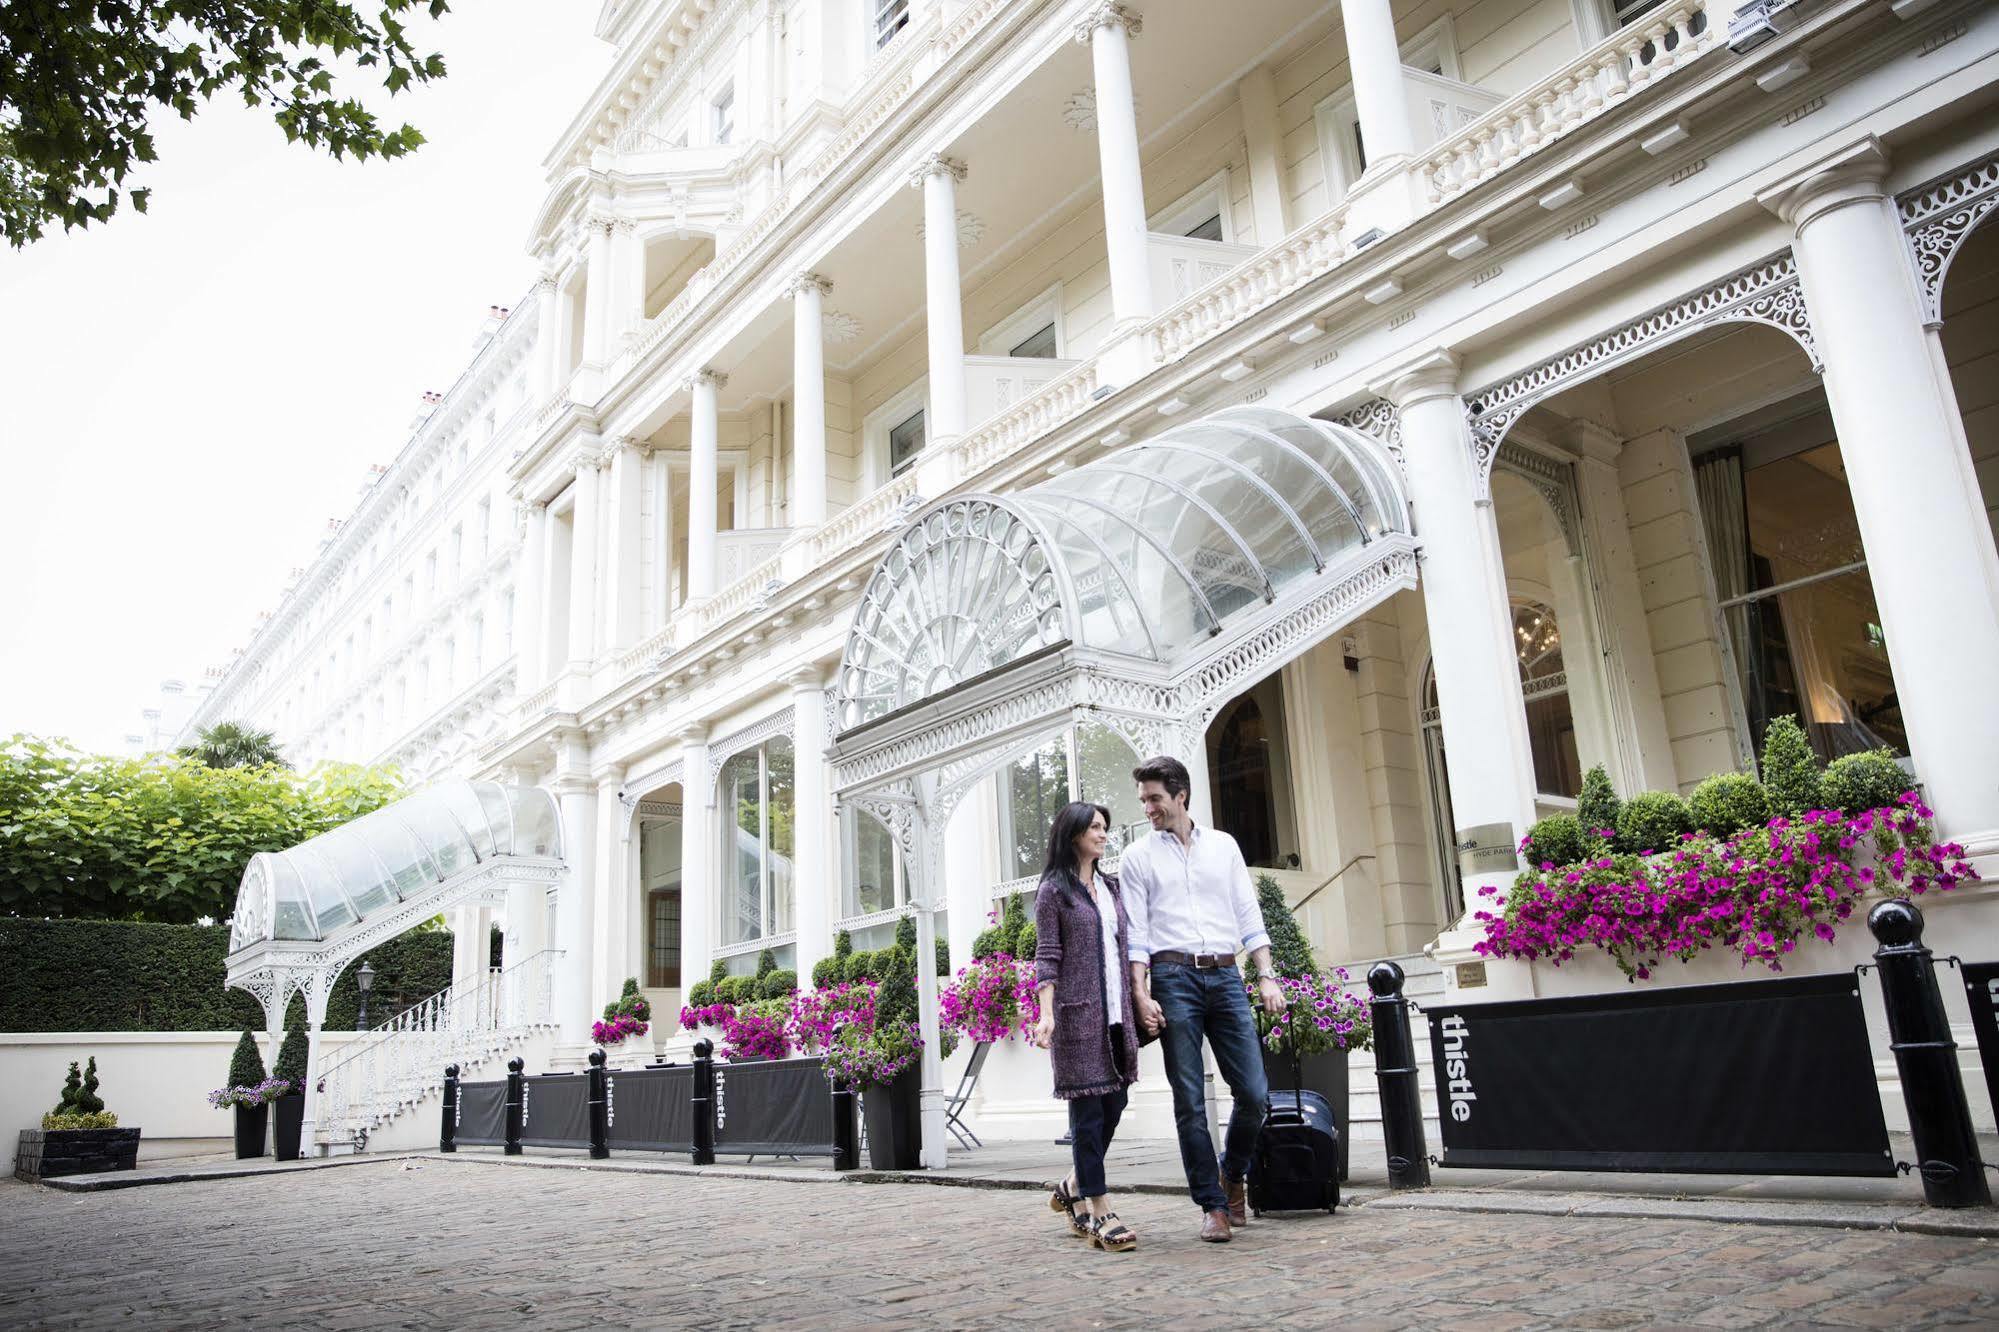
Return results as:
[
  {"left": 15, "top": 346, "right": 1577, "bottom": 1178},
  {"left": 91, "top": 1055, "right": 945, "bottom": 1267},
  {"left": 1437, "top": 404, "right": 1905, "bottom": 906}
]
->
[{"left": 1132, "top": 755, "right": 1192, "bottom": 806}]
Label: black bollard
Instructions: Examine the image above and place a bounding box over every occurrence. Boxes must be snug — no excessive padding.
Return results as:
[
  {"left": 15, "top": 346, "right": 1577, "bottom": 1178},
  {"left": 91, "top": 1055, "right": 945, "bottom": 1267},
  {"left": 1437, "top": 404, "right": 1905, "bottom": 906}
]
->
[
  {"left": 831, "top": 1081, "right": 858, "bottom": 1172},
  {"left": 587, "top": 1048, "right": 610, "bottom": 1160},
  {"left": 504, "top": 1056, "right": 526, "bottom": 1157},
  {"left": 440, "top": 1064, "right": 460, "bottom": 1154},
  {"left": 692, "top": 1038, "right": 716, "bottom": 1166},
  {"left": 1868, "top": 900, "right": 1990, "bottom": 1208},
  {"left": 1369, "top": 961, "right": 1431, "bottom": 1191}
]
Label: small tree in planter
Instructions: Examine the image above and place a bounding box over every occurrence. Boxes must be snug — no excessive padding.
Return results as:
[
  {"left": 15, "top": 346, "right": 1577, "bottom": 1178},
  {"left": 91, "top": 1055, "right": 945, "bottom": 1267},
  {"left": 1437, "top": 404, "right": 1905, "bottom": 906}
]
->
[
  {"left": 593, "top": 977, "right": 653, "bottom": 1048},
  {"left": 220, "top": 1032, "right": 269, "bottom": 1159},
  {"left": 20, "top": 1060, "right": 139, "bottom": 1181},
  {"left": 270, "top": 1014, "right": 309, "bottom": 1161}
]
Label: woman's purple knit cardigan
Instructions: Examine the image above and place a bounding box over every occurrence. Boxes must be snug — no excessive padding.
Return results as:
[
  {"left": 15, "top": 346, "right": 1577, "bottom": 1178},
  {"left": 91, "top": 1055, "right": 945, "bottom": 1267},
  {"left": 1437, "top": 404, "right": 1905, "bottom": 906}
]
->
[{"left": 1033, "top": 869, "right": 1141, "bottom": 1100}]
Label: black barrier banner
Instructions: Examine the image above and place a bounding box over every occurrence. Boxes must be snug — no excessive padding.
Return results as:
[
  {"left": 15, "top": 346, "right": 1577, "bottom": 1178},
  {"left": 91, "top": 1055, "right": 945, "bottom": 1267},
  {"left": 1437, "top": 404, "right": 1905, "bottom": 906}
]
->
[
  {"left": 1961, "top": 962, "right": 1999, "bottom": 1121},
  {"left": 456, "top": 1080, "right": 506, "bottom": 1146},
  {"left": 520, "top": 1072, "right": 591, "bottom": 1149},
  {"left": 714, "top": 1057, "right": 835, "bottom": 1156},
  {"left": 1428, "top": 972, "right": 1894, "bottom": 1175},
  {"left": 607, "top": 1065, "right": 695, "bottom": 1152}
]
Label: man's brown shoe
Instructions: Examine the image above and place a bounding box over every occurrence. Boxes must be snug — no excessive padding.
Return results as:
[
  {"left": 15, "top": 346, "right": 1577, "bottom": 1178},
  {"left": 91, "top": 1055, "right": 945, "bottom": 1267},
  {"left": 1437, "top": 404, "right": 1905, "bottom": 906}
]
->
[
  {"left": 1200, "top": 1208, "right": 1233, "bottom": 1243},
  {"left": 1225, "top": 1175, "right": 1249, "bottom": 1227}
]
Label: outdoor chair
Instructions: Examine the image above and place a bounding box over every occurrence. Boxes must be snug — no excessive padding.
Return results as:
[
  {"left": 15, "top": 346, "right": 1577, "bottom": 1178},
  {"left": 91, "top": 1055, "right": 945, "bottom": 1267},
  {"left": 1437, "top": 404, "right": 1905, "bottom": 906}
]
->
[{"left": 944, "top": 1041, "right": 991, "bottom": 1149}]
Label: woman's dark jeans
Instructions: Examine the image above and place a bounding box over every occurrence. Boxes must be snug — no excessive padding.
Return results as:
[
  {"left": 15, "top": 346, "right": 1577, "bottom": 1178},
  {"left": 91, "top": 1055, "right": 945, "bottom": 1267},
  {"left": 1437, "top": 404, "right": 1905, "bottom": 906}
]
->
[
  {"left": 1151, "top": 961, "right": 1269, "bottom": 1211},
  {"left": 1068, "top": 1085, "right": 1129, "bottom": 1198}
]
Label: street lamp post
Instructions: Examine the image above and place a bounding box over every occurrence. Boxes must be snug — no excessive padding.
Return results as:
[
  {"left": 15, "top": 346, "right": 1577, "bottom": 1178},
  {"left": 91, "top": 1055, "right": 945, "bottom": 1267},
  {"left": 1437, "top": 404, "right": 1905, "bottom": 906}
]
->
[{"left": 356, "top": 960, "right": 376, "bottom": 1031}]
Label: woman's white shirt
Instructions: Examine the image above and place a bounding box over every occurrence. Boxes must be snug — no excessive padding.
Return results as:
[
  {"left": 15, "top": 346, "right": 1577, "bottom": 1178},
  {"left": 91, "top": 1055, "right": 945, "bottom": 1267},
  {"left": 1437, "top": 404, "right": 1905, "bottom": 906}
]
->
[{"left": 1091, "top": 872, "right": 1124, "bottom": 1020}]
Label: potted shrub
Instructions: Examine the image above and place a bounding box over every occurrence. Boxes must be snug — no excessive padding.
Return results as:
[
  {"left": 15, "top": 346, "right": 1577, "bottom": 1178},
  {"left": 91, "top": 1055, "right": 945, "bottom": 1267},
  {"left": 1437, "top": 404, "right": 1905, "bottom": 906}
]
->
[
  {"left": 594, "top": 977, "right": 654, "bottom": 1062},
  {"left": 17, "top": 1058, "right": 141, "bottom": 1182},
  {"left": 823, "top": 1022, "right": 927, "bottom": 1170},
  {"left": 221, "top": 1031, "right": 270, "bottom": 1159},
  {"left": 271, "top": 1014, "right": 309, "bottom": 1161}
]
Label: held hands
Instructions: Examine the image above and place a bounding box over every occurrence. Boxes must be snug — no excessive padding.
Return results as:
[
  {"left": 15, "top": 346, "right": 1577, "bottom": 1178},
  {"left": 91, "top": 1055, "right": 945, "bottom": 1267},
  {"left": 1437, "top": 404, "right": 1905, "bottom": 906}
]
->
[
  {"left": 1256, "top": 976, "right": 1288, "bottom": 1017},
  {"left": 1033, "top": 1011, "right": 1055, "bottom": 1049},
  {"left": 1136, "top": 993, "right": 1166, "bottom": 1035}
]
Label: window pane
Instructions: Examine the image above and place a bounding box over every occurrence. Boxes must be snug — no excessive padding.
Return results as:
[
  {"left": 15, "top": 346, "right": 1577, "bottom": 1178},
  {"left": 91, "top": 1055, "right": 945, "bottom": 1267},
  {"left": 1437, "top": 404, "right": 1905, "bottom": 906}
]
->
[
  {"left": 766, "top": 739, "right": 795, "bottom": 936},
  {"left": 648, "top": 889, "right": 681, "bottom": 989},
  {"left": 875, "top": 0, "right": 910, "bottom": 47},
  {"left": 1744, "top": 443, "right": 1866, "bottom": 590},
  {"left": 1000, "top": 737, "right": 1070, "bottom": 879},
  {"left": 721, "top": 753, "right": 762, "bottom": 944},
  {"left": 846, "top": 807, "right": 900, "bottom": 918},
  {"left": 889, "top": 410, "right": 925, "bottom": 476},
  {"left": 1525, "top": 692, "right": 1582, "bottom": 798},
  {"left": 1075, "top": 722, "right": 1146, "bottom": 856},
  {"left": 1185, "top": 213, "right": 1224, "bottom": 242},
  {"left": 1723, "top": 572, "right": 1906, "bottom": 760},
  {"left": 1009, "top": 323, "right": 1058, "bottom": 359}
]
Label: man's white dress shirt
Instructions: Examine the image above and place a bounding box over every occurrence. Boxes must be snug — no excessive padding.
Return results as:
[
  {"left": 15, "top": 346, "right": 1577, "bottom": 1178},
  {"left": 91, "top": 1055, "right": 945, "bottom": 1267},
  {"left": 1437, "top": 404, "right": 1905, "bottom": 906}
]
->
[{"left": 1119, "top": 823, "right": 1271, "bottom": 963}]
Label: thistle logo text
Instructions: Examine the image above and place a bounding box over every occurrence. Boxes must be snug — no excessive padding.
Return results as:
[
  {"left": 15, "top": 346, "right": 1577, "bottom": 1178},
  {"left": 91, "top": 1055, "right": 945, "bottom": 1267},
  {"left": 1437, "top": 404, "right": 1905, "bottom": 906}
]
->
[{"left": 1440, "top": 1014, "right": 1475, "bottom": 1122}]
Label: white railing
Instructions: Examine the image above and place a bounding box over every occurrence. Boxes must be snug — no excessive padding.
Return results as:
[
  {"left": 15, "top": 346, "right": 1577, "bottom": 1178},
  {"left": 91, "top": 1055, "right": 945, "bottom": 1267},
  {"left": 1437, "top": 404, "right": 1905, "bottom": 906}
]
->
[
  {"left": 1142, "top": 204, "right": 1351, "bottom": 366},
  {"left": 810, "top": 472, "right": 921, "bottom": 563},
  {"left": 312, "top": 948, "right": 560, "bottom": 1148},
  {"left": 518, "top": 681, "right": 557, "bottom": 717},
  {"left": 613, "top": 622, "right": 678, "bottom": 682},
  {"left": 1404, "top": 66, "right": 1505, "bottom": 151},
  {"left": 953, "top": 358, "right": 1101, "bottom": 480},
  {"left": 965, "top": 355, "right": 1081, "bottom": 430},
  {"left": 1420, "top": 0, "right": 1718, "bottom": 203},
  {"left": 694, "top": 549, "right": 787, "bottom": 634},
  {"left": 715, "top": 527, "right": 790, "bottom": 588},
  {"left": 1148, "top": 234, "right": 1261, "bottom": 305}
]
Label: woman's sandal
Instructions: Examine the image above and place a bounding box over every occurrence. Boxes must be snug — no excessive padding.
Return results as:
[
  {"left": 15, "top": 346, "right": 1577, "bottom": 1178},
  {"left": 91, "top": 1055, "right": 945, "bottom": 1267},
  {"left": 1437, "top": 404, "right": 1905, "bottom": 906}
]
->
[
  {"left": 1090, "top": 1212, "right": 1138, "bottom": 1252},
  {"left": 1047, "top": 1178, "right": 1090, "bottom": 1238}
]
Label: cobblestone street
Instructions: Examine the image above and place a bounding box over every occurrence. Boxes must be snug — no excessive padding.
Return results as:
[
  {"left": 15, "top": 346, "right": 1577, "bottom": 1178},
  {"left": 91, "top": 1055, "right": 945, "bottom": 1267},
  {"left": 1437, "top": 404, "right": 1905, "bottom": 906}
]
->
[{"left": 5, "top": 1159, "right": 1999, "bottom": 1329}]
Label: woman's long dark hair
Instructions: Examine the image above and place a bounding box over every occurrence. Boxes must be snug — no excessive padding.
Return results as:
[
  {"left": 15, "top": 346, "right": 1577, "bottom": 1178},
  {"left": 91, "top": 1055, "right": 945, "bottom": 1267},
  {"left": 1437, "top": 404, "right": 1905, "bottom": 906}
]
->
[{"left": 1041, "top": 800, "right": 1113, "bottom": 887}]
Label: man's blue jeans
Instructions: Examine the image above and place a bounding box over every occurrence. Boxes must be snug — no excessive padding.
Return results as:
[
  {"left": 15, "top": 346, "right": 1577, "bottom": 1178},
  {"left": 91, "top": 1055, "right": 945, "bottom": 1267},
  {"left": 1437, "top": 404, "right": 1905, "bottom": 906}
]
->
[{"left": 1151, "top": 962, "right": 1269, "bottom": 1211}]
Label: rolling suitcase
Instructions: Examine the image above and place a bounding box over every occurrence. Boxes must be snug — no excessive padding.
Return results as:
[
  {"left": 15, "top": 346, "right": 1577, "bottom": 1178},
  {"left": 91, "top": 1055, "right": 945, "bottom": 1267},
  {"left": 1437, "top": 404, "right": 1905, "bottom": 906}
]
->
[{"left": 1248, "top": 1087, "right": 1340, "bottom": 1215}]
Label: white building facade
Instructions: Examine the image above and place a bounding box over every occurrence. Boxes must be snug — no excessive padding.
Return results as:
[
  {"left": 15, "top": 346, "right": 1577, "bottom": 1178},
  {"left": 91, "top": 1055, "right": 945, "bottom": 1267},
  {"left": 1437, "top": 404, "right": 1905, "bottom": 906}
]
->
[{"left": 186, "top": 0, "right": 1999, "bottom": 1144}]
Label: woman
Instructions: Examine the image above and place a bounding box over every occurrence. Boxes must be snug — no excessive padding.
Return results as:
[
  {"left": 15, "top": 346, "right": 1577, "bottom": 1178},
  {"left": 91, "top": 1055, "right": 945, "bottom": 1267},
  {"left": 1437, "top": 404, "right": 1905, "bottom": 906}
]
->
[{"left": 1033, "top": 801, "right": 1142, "bottom": 1253}]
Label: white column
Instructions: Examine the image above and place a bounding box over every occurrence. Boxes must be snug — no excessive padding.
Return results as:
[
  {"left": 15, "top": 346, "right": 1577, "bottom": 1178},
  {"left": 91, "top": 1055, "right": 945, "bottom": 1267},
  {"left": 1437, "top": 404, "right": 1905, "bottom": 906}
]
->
[
  {"left": 515, "top": 502, "right": 548, "bottom": 687},
  {"left": 611, "top": 219, "right": 644, "bottom": 349},
  {"left": 530, "top": 273, "right": 560, "bottom": 400},
  {"left": 1375, "top": 351, "right": 1539, "bottom": 914},
  {"left": 1077, "top": 5, "right": 1152, "bottom": 330},
  {"left": 678, "top": 726, "right": 714, "bottom": 994},
  {"left": 790, "top": 668, "right": 832, "bottom": 987},
  {"left": 604, "top": 437, "right": 645, "bottom": 650},
  {"left": 1238, "top": 65, "right": 1289, "bottom": 243},
  {"left": 688, "top": 371, "right": 726, "bottom": 600},
  {"left": 581, "top": 215, "right": 616, "bottom": 368},
  {"left": 553, "top": 767, "right": 598, "bottom": 1044},
  {"left": 450, "top": 905, "right": 482, "bottom": 995},
  {"left": 565, "top": 452, "right": 601, "bottom": 668},
  {"left": 943, "top": 778, "right": 1001, "bottom": 974},
  {"left": 1338, "top": 0, "right": 1417, "bottom": 170},
  {"left": 912, "top": 156, "right": 970, "bottom": 446},
  {"left": 592, "top": 772, "right": 627, "bottom": 1022},
  {"left": 789, "top": 274, "right": 832, "bottom": 529},
  {"left": 1760, "top": 140, "right": 1999, "bottom": 852}
]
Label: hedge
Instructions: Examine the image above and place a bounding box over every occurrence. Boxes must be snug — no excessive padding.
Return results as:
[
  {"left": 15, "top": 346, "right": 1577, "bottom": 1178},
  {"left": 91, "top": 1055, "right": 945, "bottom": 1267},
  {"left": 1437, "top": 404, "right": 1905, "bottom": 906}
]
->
[{"left": 0, "top": 918, "right": 455, "bottom": 1033}]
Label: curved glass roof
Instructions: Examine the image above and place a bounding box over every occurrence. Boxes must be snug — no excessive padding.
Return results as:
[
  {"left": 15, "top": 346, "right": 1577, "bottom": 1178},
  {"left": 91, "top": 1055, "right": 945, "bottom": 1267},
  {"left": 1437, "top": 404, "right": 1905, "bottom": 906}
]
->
[
  {"left": 837, "top": 407, "right": 1408, "bottom": 728},
  {"left": 229, "top": 781, "right": 562, "bottom": 949}
]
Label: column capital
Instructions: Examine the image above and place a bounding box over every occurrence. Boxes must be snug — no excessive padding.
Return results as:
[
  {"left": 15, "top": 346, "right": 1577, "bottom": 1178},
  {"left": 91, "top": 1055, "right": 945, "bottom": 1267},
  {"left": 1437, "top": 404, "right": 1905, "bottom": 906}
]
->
[
  {"left": 1368, "top": 348, "right": 1461, "bottom": 408},
  {"left": 907, "top": 154, "right": 968, "bottom": 190},
  {"left": 533, "top": 269, "right": 560, "bottom": 294},
  {"left": 1755, "top": 136, "right": 1890, "bottom": 230},
  {"left": 570, "top": 447, "right": 605, "bottom": 475},
  {"left": 582, "top": 211, "right": 619, "bottom": 237},
  {"left": 1074, "top": 2, "right": 1142, "bottom": 43},
  {"left": 786, "top": 663, "right": 830, "bottom": 693},
  {"left": 687, "top": 368, "right": 729, "bottom": 394},
  {"left": 786, "top": 271, "right": 834, "bottom": 299},
  {"left": 678, "top": 721, "right": 710, "bottom": 746}
]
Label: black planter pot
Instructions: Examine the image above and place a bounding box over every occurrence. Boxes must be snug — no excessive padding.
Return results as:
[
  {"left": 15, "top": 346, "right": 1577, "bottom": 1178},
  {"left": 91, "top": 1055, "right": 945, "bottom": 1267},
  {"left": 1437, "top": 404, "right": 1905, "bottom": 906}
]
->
[
  {"left": 15, "top": 1128, "right": 142, "bottom": 1182},
  {"left": 1263, "top": 1047, "right": 1350, "bottom": 1182},
  {"left": 861, "top": 1063, "right": 922, "bottom": 1170},
  {"left": 272, "top": 1093, "right": 305, "bottom": 1162},
  {"left": 233, "top": 1103, "right": 268, "bottom": 1160}
]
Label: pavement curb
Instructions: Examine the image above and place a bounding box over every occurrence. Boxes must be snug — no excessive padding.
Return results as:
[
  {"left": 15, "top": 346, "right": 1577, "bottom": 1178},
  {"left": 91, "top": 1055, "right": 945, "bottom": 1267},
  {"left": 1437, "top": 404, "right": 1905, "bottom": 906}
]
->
[{"left": 30, "top": 1152, "right": 415, "bottom": 1194}]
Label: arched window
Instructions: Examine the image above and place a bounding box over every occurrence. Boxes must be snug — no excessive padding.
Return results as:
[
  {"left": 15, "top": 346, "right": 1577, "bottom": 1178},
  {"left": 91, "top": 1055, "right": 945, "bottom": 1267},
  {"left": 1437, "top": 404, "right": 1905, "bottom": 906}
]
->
[
  {"left": 1211, "top": 696, "right": 1279, "bottom": 870},
  {"left": 1421, "top": 600, "right": 1583, "bottom": 917}
]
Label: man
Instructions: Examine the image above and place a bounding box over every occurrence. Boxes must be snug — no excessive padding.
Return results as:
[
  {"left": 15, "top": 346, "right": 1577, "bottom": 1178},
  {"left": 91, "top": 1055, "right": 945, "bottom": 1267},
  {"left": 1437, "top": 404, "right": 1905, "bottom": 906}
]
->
[{"left": 1121, "top": 755, "right": 1286, "bottom": 1243}]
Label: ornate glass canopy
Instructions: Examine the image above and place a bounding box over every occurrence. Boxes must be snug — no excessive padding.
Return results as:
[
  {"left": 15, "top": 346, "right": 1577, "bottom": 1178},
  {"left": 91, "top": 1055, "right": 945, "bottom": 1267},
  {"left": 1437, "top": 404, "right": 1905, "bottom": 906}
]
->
[
  {"left": 836, "top": 407, "right": 1408, "bottom": 729},
  {"left": 229, "top": 781, "right": 562, "bottom": 948}
]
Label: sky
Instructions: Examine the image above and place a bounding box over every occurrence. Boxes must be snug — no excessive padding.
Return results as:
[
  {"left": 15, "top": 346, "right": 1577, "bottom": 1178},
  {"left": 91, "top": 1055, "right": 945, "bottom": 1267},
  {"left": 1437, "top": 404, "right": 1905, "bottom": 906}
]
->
[{"left": 0, "top": 3, "right": 613, "bottom": 753}]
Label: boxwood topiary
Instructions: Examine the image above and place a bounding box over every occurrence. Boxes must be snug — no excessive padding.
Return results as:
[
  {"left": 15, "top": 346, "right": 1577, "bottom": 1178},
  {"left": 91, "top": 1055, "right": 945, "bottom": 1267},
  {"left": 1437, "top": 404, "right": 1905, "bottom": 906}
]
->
[
  {"left": 1820, "top": 749, "right": 1910, "bottom": 817},
  {"left": 758, "top": 969, "right": 798, "bottom": 1000},
  {"left": 1759, "top": 715, "right": 1822, "bottom": 818},
  {"left": 1577, "top": 764, "right": 1621, "bottom": 840},
  {"left": 935, "top": 938, "right": 949, "bottom": 976},
  {"left": 894, "top": 915, "right": 918, "bottom": 953},
  {"left": 755, "top": 948, "right": 777, "bottom": 980},
  {"left": 273, "top": 1011, "right": 308, "bottom": 1092},
  {"left": 833, "top": 929, "right": 853, "bottom": 960},
  {"left": 1616, "top": 790, "right": 1694, "bottom": 855},
  {"left": 1520, "top": 815, "right": 1588, "bottom": 870},
  {"left": 713, "top": 975, "right": 756, "bottom": 1005},
  {"left": 972, "top": 926, "right": 1008, "bottom": 961},
  {"left": 841, "top": 950, "right": 873, "bottom": 984},
  {"left": 710, "top": 959, "right": 728, "bottom": 985},
  {"left": 227, "top": 1030, "right": 266, "bottom": 1089},
  {"left": 1688, "top": 772, "right": 1772, "bottom": 838},
  {"left": 810, "top": 956, "right": 842, "bottom": 989},
  {"left": 1014, "top": 922, "right": 1036, "bottom": 961},
  {"left": 685, "top": 979, "right": 717, "bottom": 1008}
]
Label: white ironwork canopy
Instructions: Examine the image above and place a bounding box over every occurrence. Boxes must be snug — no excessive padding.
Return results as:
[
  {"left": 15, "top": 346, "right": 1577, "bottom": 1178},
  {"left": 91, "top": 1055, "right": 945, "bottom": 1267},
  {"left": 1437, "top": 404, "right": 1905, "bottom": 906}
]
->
[{"left": 826, "top": 406, "right": 1418, "bottom": 1169}]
